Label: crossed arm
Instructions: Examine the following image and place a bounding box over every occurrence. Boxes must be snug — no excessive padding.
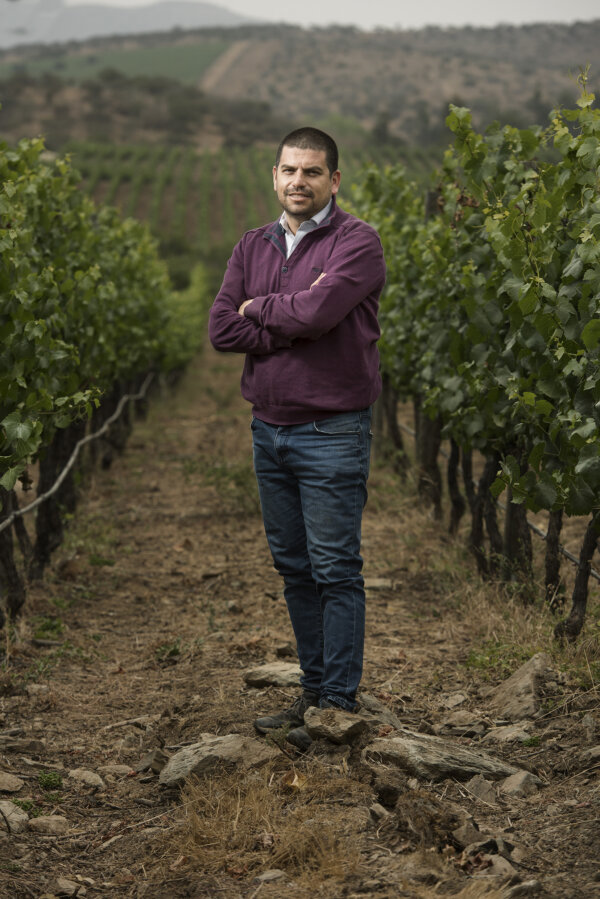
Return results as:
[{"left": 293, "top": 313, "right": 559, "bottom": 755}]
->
[{"left": 208, "top": 228, "right": 385, "bottom": 354}]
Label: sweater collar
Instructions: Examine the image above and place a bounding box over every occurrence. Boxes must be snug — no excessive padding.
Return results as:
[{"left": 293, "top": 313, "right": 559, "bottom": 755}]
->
[{"left": 264, "top": 195, "right": 338, "bottom": 252}]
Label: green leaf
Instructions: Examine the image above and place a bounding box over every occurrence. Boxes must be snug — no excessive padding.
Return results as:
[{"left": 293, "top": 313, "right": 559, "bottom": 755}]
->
[
  {"left": 0, "top": 467, "right": 19, "bottom": 491},
  {"left": 581, "top": 319, "right": 600, "bottom": 350},
  {"left": 532, "top": 477, "right": 557, "bottom": 510},
  {"left": 518, "top": 283, "right": 538, "bottom": 316},
  {"left": 1, "top": 413, "right": 33, "bottom": 444}
]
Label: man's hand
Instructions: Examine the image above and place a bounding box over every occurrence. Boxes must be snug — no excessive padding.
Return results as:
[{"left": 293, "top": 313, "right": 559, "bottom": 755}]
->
[
  {"left": 238, "top": 299, "right": 254, "bottom": 316},
  {"left": 311, "top": 272, "right": 326, "bottom": 289}
]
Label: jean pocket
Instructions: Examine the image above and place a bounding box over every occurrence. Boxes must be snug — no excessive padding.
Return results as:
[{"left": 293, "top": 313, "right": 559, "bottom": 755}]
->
[{"left": 313, "top": 412, "right": 361, "bottom": 435}]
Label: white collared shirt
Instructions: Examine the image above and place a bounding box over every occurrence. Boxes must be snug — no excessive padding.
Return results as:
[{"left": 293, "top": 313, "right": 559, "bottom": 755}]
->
[{"left": 279, "top": 199, "right": 332, "bottom": 259}]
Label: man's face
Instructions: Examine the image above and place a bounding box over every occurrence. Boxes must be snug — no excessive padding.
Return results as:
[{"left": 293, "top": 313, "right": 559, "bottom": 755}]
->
[{"left": 273, "top": 146, "right": 341, "bottom": 229}]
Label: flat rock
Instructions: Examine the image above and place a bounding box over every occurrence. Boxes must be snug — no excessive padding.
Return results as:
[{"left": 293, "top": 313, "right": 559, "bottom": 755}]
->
[
  {"left": 97, "top": 764, "right": 135, "bottom": 776},
  {"left": 0, "top": 800, "right": 28, "bottom": 833},
  {"left": 0, "top": 772, "right": 24, "bottom": 792},
  {"left": 304, "top": 707, "right": 369, "bottom": 744},
  {"left": 500, "top": 771, "right": 541, "bottom": 797},
  {"left": 440, "top": 692, "right": 467, "bottom": 710},
  {"left": 69, "top": 768, "right": 105, "bottom": 789},
  {"left": 434, "top": 710, "right": 487, "bottom": 737},
  {"left": 490, "top": 653, "right": 554, "bottom": 721},
  {"left": 159, "top": 734, "right": 278, "bottom": 786},
  {"left": 243, "top": 662, "right": 302, "bottom": 688},
  {"left": 466, "top": 774, "right": 497, "bottom": 804},
  {"left": 28, "top": 815, "right": 70, "bottom": 835},
  {"left": 483, "top": 724, "right": 532, "bottom": 744},
  {"left": 362, "top": 729, "right": 520, "bottom": 782}
]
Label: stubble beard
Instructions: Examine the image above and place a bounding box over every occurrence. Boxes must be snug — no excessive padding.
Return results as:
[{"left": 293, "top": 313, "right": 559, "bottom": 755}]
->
[{"left": 280, "top": 189, "right": 316, "bottom": 223}]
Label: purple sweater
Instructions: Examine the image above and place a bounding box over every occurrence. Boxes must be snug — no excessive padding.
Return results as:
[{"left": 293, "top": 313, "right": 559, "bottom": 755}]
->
[{"left": 208, "top": 199, "right": 386, "bottom": 425}]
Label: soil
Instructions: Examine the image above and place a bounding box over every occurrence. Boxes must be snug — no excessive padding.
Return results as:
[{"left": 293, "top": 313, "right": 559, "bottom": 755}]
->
[{"left": 0, "top": 347, "right": 599, "bottom": 899}]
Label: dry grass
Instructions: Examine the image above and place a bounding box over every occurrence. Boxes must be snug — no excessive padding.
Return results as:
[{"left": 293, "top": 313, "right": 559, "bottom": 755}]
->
[
  {"left": 368, "top": 438, "right": 600, "bottom": 688},
  {"left": 168, "top": 760, "right": 372, "bottom": 888}
]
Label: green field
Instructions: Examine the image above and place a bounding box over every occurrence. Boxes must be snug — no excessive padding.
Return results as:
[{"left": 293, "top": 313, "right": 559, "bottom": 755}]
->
[
  {"left": 0, "top": 38, "right": 230, "bottom": 82},
  {"left": 65, "top": 140, "right": 436, "bottom": 290}
]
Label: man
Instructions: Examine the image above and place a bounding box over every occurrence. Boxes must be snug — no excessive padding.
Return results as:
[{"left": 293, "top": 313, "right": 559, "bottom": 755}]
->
[{"left": 208, "top": 127, "right": 385, "bottom": 748}]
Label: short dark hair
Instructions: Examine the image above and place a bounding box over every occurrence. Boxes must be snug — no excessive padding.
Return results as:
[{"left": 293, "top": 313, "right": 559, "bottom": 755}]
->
[{"left": 275, "top": 127, "right": 339, "bottom": 176}]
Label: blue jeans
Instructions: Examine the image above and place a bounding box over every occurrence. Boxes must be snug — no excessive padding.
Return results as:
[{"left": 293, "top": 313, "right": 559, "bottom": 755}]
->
[{"left": 251, "top": 409, "right": 372, "bottom": 711}]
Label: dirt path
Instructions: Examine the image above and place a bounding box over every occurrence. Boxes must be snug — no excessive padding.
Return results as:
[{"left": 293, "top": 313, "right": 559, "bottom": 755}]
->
[
  {"left": 200, "top": 41, "right": 251, "bottom": 93},
  {"left": 0, "top": 347, "right": 598, "bottom": 898}
]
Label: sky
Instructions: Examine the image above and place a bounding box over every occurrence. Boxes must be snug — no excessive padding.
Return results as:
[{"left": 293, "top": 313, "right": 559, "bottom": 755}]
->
[{"left": 64, "top": 0, "right": 600, "bottom": 31}]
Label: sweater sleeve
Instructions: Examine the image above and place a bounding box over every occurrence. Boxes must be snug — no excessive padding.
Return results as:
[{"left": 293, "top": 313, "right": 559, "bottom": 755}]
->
[
  {"left": 208, "top": 239, "right": 293, "bottom": 355},
  {"left": 243, "top": 225, "right": 385, "bottom": 341}
]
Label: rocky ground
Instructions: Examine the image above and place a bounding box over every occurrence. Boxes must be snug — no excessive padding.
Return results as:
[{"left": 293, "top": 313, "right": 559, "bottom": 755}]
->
[{"left": 0, "top": 347, "right": 599, "bottom": 898}]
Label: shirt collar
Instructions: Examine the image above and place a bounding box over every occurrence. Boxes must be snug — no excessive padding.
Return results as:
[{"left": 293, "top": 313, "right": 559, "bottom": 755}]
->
[{"left": 279, "top": 198, "right": 333, "bottom": 236}]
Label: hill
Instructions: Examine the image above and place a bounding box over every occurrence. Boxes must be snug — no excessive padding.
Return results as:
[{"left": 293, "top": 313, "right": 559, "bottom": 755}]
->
[
  {"left": 0, "top": 0, "right": 255, "bottom": 49},
  {"left": 1, "top": 20, "right": 599, "bottom": 143}
]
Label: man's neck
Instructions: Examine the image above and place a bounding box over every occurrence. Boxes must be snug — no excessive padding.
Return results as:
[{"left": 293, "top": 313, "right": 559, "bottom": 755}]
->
[{"left": 281, "top": 198, "right": 333, "bottom": 235}]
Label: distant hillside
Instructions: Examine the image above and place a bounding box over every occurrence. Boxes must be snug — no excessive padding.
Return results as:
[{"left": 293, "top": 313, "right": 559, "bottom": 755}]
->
[
  {"left": 0, "top": 0, "right": 255, "bottom": 49},
  {"left": 1, "top": 20, "right": 599, "bottom": 146}
]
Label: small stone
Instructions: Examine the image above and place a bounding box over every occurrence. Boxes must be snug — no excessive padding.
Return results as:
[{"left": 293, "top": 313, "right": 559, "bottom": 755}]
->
[
  {"left": 490, "top": 653, "right": 554, "bottom": 721},
  {"left": 253, "top": 869, "right": 286, "bottom": 884},
  {"left": 452, "top": 820, "right": 481, "bottom": 848},
  {"left": 244, "top": 662, "right": 302, "bottom": 688},
  {"left": 369, "top": 802, "right": 391, "bottom": 820},
  {"left": 466, "top": 774, "right": 497, "bottom": 804},
  {"left": 68, "top": 768, "right": 105, "bottom": 789},
  {"left": 441, "top": 692, "right": 467, "bottom": 709},
  {"left": 304, "top": 706, "right": 369, "bottom": 744},
  {"left": 55, "top": 876, "right": 87, "bottom": 896},
  {"left": 28, "top": 815, "right": 69, "bottom": 835},
  {"left": 226, "top": 600, "right": 242, "bottom": 614},
  {"left": 0, "top": 772, "right": 24, "bottom": 792},
  {"left": 0, "top": 800, "right": 28, "bottom": 833},
  {"left": 434, "top": 710, "right": 487, "bottom": 737},
  {"left": 580, "top": 745, "right": 600, "bottom": 765},
  {"left": 483, "top": 725, "right": 532, "bottom": 744},
  {"left": 501, "top": 771, "right": 541, "bottom": 797},
  {"left": 581, "top": 714, "right": 596, "bottom": 741},
  {"left": 482, "top": 854, "right": 516, "bottom": 877},
  {"left": 135, "top": 749, "right": 169, "bottom": 774},
  {"left": 275, "top": 642, "right": 296, "bottom": 659}
]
